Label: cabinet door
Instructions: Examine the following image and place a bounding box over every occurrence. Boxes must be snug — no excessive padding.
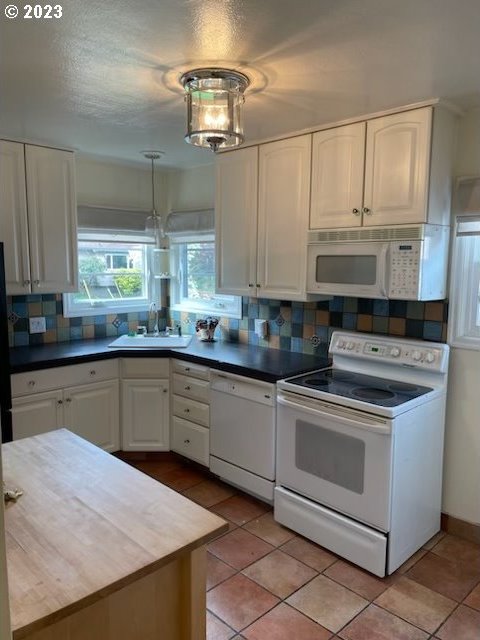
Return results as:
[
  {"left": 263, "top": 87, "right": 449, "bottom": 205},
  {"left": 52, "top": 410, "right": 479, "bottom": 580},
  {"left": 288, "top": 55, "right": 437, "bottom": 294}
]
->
[
  {"left": 0, "top": 141, "right": 31, "bottom": 294},
  {"left": 122, "top": 379, "right": 169, "bottom": 451},
  {"left": 25, "top": 145, "right": 78, "bottom": 293},
  {"left": 363, "top": 108, "right": 431, "bottom": 226},
  {"left": 63, "top": 380, "right": 120, "bottom": 452},
  {"left": 257, "top": 135, "right": 312, "bottom": 300},
  {"left": 215, "top": 146, "right": 258, "bottom": 296},
  {"left": 310, "top": 123, "right": 365, "bottom": 229},
  {"left": 11, "top": 390, "right": 63, "bottom": 440}
]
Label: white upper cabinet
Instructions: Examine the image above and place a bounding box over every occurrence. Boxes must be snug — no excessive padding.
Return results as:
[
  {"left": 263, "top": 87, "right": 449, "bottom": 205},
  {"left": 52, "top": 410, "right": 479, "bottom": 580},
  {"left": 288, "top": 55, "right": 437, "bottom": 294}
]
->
[
  {"left": 0, "top": 140, "right": 78, "bottom": 295},
  {"left": 257, "top": 135, "right": 312, "bottom": 300},
  {"left": 25, "top": 145, "right": 78, "bottom": 293},
  {"left": 0, "top": 141, "right": 31, "bottom": 294},
  {"left": 216, "top": 137, "right": 314, "bottom": 301},
  {"left": 310, "top": 123, "right": 366, "bottom": 229},
  {"left": 215, "top": 146, "right": 258, "bottom": 296},
  {"left": 363, "top": 109, "right": 431, "bottom": 226},
  {"left": 310, "top": 106, "right": 456, "bottom": 229}
]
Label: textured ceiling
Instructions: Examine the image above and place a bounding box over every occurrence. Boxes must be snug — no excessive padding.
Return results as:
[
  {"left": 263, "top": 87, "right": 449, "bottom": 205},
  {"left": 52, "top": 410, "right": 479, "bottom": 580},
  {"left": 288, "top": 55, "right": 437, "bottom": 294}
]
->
[{"left": 1, "top": 0, "right": 479, "bottom": 168}]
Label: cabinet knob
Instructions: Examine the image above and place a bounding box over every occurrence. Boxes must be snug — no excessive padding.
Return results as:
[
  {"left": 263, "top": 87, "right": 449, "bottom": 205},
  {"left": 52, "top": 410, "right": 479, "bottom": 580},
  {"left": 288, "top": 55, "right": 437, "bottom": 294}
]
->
[
  {"left": 185, "top": 385, "right": 191, "bottom": 391},
  {"left": 363, "top": 207, "right": 372, "bottom": 215},
  {"left": 184, "top": 408, "right": 190, "bottom": 413},
  {"left": 65, "top": 398, "right": 72, "bottom": 403},
  {"left": 23, "top": 279, "right": 31, "bottom": 286},
  {"left": 57, "top": 399, "right": 63, "bottom": 405},
  {"left": 163, "top": 388, "right": 168, "bottom": 393},
  {"left": 248, "top": 284, "right": 254, "bottom": 288},
  {"left": 184, "top": 439, "right": 190, "bottom": 444},
  {"left": 90, "top": 370, "right": 96, "bottom": 376},
  {"left": 33, "top": 280, "right": 40, "bottom": 285},
  {"left": 352, "top": 208, "right": 360, "bottom": 216},
  {"left": 185, "top": 367, "right": 190, "bottom": 372},
  {"left": 28, "top": 380, "right": 35, "bottom": 387},
  {"left": 256, "top": 283, "right": 261, "bottom": 288}
]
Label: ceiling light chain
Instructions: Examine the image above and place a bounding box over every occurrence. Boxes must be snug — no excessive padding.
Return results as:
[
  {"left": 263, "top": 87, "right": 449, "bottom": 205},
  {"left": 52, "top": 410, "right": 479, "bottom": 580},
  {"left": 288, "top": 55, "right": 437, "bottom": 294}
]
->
[{"left": 180, "top": 67, "right": 250, "bottom": 153}]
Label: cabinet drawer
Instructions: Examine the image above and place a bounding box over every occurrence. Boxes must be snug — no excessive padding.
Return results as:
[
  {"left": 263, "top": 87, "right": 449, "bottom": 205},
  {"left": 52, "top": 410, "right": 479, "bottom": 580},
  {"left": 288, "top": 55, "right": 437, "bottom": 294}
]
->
[
  {"left": 121, "top": 358, "right": 169, "bottom": 379},
  {"left": 171, "top": 416, "right": 209, "bottom": 466},
  {"left": 172, "top": 359, "right": 210, "bottom": 381},
  {"left": 11, "top": 359, "right": 119, "bottom": 397},
  {"left": 172, "top": 374, "right": 210, "bottom": 403},
  {"left": 172, "top": 394, "right": 209, "bottom": 427}
]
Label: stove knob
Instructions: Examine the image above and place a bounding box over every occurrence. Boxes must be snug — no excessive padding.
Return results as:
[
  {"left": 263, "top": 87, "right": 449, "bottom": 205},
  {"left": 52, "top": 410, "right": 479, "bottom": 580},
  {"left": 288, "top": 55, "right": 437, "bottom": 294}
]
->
[
  {"left": 412, "top": 350, "right": 422, "bottom": 362},
  {"left": 390, "top": 347, "right": 401, "bottom": 358},
  {"left": 337, "top": 339, "right": 345, "bottom": 348},
  {"left": 425, "top": 352, "right": 435, "bottom": 363},
  {"left": 346, "top": 341, "right": 355, "bottom": 350}
]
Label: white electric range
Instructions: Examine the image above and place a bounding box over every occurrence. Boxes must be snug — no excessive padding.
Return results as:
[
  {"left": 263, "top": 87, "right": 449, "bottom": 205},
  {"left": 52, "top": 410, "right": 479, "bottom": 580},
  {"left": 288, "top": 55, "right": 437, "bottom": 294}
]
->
[{"left": 274, "top": 331, "right": 449, "bottom": 577}]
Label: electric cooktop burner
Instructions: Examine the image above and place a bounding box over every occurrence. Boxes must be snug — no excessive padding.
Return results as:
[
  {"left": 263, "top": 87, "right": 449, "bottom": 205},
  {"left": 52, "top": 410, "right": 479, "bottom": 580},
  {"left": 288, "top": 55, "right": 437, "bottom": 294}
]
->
[{"left": 287, "top": 368, "right": 433, "bottom": 407}]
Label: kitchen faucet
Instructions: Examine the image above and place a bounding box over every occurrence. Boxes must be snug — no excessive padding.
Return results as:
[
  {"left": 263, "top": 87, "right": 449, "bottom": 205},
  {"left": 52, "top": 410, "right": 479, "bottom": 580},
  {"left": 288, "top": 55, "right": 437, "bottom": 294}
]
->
[{"left": 149, "top": 302, "right": 159, "bottom": 336}]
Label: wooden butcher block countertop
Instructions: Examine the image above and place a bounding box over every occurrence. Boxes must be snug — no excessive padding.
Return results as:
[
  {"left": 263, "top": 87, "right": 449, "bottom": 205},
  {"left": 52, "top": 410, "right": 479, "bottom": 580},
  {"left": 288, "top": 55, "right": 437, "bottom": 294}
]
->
[{"left": 3, "top": 429, "right": 227, "bottom": 638}]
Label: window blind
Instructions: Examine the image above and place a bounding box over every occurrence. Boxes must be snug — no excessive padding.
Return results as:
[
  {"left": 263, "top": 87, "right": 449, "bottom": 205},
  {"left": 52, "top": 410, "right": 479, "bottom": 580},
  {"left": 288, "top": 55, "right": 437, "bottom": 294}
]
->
[
  {"left": 77, "top": 205, "right": 155, "bottom": 243},
  {"left": 165, "top": 209, "right": 214, "bottom": 237}
]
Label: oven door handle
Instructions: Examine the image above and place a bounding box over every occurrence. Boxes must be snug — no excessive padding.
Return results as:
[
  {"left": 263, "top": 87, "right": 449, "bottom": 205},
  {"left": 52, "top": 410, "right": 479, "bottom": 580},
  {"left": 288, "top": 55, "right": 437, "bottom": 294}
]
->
[{"left": 277, "top": 393, "right": 392, "bottom": 435}]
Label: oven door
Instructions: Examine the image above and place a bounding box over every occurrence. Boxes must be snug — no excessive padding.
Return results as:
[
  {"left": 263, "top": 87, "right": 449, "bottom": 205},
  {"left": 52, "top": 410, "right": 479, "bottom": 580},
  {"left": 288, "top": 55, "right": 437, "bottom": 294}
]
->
[
  {"left": 307, "top": 241, "right": 389, "bottom": 298},
  {"left": 276, "top": 391, "right": 393, "bottom": 531}
]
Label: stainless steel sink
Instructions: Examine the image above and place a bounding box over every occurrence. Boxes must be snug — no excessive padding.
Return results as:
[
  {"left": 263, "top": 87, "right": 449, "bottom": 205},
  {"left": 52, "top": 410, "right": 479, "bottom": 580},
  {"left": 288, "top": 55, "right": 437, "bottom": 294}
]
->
[{"left": 108, "top": 334, "right": 193, "bottom": 349}]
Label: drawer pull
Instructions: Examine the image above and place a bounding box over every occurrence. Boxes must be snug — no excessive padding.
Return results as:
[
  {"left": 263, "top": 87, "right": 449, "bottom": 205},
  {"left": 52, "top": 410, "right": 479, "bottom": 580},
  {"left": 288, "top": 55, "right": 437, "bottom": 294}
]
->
[
  {"left": 185, "top": 385, "right": 191, "bottom": 391},
  {"left": 90, "top": 370, "right": 96, "bottom": 376},
  {"left": 184, "top": 408, "right": 190, "bottom": 413},
  {"left": 185, "top": 367, "right": 191, "bottom": 372},
  {"left": 184, "top": 439, "right": 190, "bottom": 444},
  {"left": 28, "top": 380, "right": 36, "bottom": 387}
]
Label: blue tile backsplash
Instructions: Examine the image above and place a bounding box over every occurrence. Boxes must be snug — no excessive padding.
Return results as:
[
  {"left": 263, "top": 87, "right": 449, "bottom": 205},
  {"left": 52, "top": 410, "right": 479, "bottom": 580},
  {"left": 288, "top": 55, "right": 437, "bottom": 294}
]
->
[{"left": 7, "top": 293, "right": 448, "bottom": 353}]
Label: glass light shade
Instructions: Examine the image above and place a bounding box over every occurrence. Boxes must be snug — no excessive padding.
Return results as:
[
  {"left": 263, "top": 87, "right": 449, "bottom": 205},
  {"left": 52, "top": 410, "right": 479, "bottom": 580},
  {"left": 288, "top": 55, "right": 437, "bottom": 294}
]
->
[
  {"left": 181, "top": 69, "right": 249, "bottom": 152},
  {"left": 145, "top": 212, "right": 165, "bottom": 248},
  {"left": 152, "top": 248, "right": 171, "bottom": 279}
]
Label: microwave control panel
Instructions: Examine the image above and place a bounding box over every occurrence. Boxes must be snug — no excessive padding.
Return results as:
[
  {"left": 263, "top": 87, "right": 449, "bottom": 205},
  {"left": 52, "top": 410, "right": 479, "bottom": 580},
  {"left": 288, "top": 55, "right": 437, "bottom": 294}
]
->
[{"left": 388, "top": 241, "right": 421, "bottom": 299}]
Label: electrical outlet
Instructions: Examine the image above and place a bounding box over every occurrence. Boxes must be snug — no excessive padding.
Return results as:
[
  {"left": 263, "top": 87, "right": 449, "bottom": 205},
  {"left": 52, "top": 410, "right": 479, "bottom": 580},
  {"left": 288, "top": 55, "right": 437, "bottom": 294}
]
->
[{"left": 29, "top": 317, "right": 46, "bottom": 334}]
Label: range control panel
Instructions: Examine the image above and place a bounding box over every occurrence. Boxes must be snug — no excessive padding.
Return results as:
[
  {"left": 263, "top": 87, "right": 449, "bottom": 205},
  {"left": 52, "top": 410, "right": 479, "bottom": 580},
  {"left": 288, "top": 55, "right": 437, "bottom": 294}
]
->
[{"left": 330, "top": 332, "right": 448, "bottom": 372}]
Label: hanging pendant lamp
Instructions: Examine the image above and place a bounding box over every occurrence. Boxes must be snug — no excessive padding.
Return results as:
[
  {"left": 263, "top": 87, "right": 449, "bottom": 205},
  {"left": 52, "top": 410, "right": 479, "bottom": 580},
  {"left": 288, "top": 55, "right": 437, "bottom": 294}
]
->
[{"left": 143, "top": 151, "right": 171, "bottom": 279}]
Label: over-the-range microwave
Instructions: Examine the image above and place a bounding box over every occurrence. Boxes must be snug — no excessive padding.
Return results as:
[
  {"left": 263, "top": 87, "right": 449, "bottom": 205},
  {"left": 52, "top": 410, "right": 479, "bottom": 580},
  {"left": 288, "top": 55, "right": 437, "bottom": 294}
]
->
[{"left": 307, "top": 224, "right": 450, "bottom": 300}]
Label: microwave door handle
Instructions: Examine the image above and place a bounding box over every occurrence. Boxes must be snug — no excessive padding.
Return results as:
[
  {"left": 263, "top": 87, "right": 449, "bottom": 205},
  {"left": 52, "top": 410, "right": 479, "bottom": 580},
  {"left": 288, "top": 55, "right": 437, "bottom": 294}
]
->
[{"left": 379, "top": 244, "right": 390, "bottom": 298}]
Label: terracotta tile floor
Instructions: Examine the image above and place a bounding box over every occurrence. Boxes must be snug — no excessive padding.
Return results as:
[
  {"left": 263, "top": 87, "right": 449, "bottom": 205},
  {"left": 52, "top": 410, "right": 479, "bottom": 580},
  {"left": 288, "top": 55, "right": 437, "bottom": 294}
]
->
[{"left": 128, "top": 456, "right": 480, "bottom": 640}]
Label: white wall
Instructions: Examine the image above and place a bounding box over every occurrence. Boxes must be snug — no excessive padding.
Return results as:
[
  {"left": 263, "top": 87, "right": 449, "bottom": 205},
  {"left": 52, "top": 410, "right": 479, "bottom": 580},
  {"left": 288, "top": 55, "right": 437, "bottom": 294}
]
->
[
  {"left": 442, "top": 108, "right": 480, "bottom": 525},
  {"left": 166, "top": 164, "right": 214, "bottom": 212},
  {"left": 75, "top": 156, "right": 169, "bottom": 212}
]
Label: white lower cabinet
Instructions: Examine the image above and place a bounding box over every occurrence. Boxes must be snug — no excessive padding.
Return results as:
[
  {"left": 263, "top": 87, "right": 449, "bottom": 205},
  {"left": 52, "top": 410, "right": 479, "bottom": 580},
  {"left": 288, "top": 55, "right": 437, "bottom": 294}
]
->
[
  {"left": 63, "top": 380, "right": 119, "bottom": 452},
  {"left": 12, "top": 390, "right": 63, "bottom": 439},
  {"left": 171, "top": 359, "right": 210, "bottom": 466},
  {"left": 11, "top": 360, "right": 120, "bottom": 451},
  {"left": 122, "top": 379, "right": 170, "bottom": 451}
]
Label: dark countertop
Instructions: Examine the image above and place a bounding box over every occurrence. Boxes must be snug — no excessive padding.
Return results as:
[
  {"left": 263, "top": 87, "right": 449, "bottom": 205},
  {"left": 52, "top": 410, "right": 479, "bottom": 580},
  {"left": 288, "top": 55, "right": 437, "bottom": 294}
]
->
[{"left": 9, "top": 337, "right": 330, "bottom": 382}]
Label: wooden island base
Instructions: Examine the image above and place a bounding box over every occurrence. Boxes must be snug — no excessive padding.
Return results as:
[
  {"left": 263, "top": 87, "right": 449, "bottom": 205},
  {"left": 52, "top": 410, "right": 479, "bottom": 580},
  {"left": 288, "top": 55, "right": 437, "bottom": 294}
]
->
[
  {"left": 24, "top": 547, "right": 206, "bottom": 640},
  {"left": 3, "top": 430, "right": 227, "bottom": 640}
]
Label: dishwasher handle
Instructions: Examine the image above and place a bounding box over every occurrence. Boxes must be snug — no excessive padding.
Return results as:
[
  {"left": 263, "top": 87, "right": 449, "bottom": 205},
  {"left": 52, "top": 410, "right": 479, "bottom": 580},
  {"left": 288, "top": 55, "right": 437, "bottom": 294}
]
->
[{"left": 211, "top": 370, "right": 275, "bottom": 406}]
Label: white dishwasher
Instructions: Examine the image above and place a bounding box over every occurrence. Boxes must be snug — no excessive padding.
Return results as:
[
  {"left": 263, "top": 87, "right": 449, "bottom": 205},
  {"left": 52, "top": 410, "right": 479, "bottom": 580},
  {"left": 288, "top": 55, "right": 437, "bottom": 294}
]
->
[{"left": 210, "top": 369, "right": 276, "bottom": 502}]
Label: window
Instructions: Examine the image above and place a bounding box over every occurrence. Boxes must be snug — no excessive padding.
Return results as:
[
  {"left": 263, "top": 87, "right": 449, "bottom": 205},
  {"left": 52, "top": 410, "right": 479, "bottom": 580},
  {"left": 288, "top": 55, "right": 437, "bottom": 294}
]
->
[
  {"left": 169, "top": 234, "right": 241, "bottom": 318},
  {"left": 63, "top": 235, "right": 153, "bottom": 317},
  {"left": 449, "top": 215, "right": 480, "bottom": 349}
]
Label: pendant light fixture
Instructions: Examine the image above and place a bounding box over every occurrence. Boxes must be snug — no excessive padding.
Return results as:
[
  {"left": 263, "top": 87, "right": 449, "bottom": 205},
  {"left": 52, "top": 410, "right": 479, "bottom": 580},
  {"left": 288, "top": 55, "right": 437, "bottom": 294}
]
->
[
  {"left": 143, "top": 151, "right": 171, "bottom": 279},
  {"left": 180, "top": 68, "right": 250, "bottom": 153}
]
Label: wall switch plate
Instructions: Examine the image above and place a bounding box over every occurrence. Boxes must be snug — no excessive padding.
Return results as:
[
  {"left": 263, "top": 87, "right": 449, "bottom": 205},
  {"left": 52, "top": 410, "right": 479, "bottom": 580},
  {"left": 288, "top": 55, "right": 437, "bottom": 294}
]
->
[
  {"left": 29, "top": 317, "right": 46, "bottom": 334},
  {"left": 254, "top": 319, "right": 268, "bottom": 339}
]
